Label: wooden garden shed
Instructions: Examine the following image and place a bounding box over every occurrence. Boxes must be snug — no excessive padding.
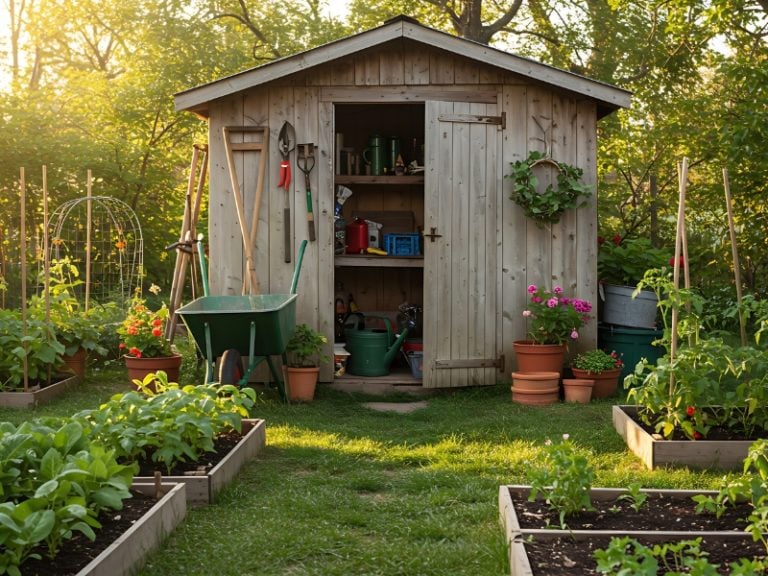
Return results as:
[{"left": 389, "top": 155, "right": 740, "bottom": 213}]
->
[{"left": 174, "top": 15, "right": 631, "bottom": 388}]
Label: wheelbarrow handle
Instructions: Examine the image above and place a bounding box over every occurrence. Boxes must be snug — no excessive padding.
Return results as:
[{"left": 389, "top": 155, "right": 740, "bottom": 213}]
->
[
  {"left": 197, "top": 233, "right": 210, "bottom": 297},
  {"left": 290, "top": 239, "right": 308, "bottom": 295}
]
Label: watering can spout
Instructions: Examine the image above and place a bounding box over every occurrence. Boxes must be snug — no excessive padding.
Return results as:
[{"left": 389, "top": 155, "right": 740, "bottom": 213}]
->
[{"left": 383, "top": 320, "right": 414, "bottom": 367}]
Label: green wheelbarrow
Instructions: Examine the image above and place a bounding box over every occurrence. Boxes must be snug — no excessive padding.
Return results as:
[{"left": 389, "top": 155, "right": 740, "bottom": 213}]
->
[{"left": 176, "top": 236, "right": 307, "bottom": 402}]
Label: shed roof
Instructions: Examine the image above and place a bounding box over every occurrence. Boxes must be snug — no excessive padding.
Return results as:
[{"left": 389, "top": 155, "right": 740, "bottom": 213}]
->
[{"left": 175, "top": 15, "right": 631, "bottom": 117}]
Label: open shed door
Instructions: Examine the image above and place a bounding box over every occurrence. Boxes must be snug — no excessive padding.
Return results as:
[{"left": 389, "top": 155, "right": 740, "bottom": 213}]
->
[{"left": 422, "top": 100, "right": 504, "bottom": 388}]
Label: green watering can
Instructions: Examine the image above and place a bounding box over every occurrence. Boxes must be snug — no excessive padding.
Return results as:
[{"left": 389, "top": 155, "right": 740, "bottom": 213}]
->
[{"left": 344, "top": 315, "right": 411, "bottom": 376}]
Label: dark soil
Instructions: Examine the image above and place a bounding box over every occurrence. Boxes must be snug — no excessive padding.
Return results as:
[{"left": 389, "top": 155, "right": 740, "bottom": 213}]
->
[
  {"left": 133, "top": 429, "right": 242, "bottom": 476},
  {"left": 21, "top": 491, "right": 159, "bottom": 576},
  {"left": 509, "top": 489, "right": 768, "bottom": 575},
  {"left": 524, "top": 536, "right": 766, "bottom": 575},
  {"left": 17, "top": 431, "right": 243, "bottom": 575},
  {"left": 628, "top": 407, "right": 762, "bottom": 441}
]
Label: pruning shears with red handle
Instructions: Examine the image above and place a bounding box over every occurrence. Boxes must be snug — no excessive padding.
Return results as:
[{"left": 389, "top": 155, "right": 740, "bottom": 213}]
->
[{"left": 278, "top": 121, "right": 295, "bottom": 262}]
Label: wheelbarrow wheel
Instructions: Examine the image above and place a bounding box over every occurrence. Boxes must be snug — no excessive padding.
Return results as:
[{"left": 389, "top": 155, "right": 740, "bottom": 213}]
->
[{"left": 219, "top": 349, "right": 243, "bottom": 385}]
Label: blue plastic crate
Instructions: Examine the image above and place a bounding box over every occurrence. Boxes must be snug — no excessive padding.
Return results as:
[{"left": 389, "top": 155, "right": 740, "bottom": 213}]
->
[{"left": 384, "top": 233, "right": 420, "bottom": 256}]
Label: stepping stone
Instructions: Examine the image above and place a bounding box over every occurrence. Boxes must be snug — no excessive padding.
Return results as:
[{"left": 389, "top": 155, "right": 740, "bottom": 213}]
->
[{"left": 362, "top": 401, "right": 428, "bottom": 414}]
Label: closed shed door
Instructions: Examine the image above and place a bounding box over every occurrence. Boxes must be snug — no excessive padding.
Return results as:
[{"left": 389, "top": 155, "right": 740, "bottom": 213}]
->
[{"left": 422, "top": 100, "right": 503, "bottom": 388}]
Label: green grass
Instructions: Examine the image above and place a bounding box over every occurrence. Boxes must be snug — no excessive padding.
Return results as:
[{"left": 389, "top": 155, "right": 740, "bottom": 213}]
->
[{"left": 0, "top": 355, "right": 734, "bottom": 576}]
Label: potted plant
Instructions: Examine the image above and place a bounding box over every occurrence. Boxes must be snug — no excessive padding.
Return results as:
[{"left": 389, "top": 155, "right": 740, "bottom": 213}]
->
[
  {"left": 514, "top": 284, "right": 593, "bottom": 375},
  {"left": 571, "top": 348, "right": 624, "bottom": 399},
  {"left": 116, "top": 285, "right": 181, "bottom": 388},
  {"left": 284, "top": 323, "right": 329, "bottom": 402},
  {"left": 505, "top": 150, "right": 592, "bottom": 227},
  {"left": 28, "top": 257, "right": 106, "bottom": 378},
  {"left": 597, "top": 236, "right": 670, "bottom": 329}
]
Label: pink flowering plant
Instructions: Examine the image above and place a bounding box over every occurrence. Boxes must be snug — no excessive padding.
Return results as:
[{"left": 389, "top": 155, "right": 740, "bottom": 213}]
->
[
  {"left": 116, "top": 285, "right": 173, "bottom": 358},
  {"left": 523, "top": 284, "right": 593, "bottom": 345}
]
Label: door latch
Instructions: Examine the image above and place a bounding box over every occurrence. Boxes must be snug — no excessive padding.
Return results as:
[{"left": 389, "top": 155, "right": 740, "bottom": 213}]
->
[{"left": 423, "top": 227, "right": 442, "bottom": 243}]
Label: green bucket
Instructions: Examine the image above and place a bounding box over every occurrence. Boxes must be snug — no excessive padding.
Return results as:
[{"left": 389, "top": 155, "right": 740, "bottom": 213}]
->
[{"left": 598, "top": 324, "right": 664, "bottom": 379}]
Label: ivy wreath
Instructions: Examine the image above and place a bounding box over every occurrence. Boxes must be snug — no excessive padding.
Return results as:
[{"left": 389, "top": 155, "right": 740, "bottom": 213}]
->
[{"left": 506, "top": 150, "right": 593, "bottom": 226}]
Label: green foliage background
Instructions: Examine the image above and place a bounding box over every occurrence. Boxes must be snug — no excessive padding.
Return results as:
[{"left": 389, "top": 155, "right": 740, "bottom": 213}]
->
[{"left": 1, "top": 0, "right": 766, "bottom": 308}]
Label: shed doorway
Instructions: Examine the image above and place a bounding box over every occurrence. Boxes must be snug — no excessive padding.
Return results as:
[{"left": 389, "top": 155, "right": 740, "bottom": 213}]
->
[
  {"left": 332, "top": 102, "right": 426, "bottom": 384},
  {"left": 331, "top": 100, "right": 503, "bottom": 388}
]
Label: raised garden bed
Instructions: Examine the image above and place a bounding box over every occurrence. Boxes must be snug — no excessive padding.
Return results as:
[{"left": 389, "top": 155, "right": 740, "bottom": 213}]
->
[
  {"left": 612, "top": 405, "right": 752, "bottom": 470},
  {"left": 0, "top": 373, "right": 80, "bottom": 408},
  {"left": 499, "top": 484, "right": 764, "bottom": 575},
  {"left": 19, "top": 481, "right": 187, "bottom": 576},
  {"left": 77, "top": 482, "right": 187, "bottom": 576},
  {"left": 134, "top": 418, "right": 266, "bottom": 505}
]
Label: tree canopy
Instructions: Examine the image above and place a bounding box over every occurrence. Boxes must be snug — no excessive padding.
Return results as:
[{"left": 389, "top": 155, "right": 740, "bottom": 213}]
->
[{"left": 1, "top": 0, "right": 766, "bottom": 306}]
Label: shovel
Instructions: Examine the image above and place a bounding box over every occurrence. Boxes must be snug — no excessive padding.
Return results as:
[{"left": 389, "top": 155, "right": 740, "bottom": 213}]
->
[{"left": 297, "top": 143, "right": 316, "bottom": 242}]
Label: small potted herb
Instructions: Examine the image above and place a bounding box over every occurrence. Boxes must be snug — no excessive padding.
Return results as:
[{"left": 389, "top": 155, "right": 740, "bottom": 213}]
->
[
  {"left": 571, "top": 349, "right": 624, "bottom": 399},
  {"left": 284, "top": 323, "right": 329, "bottom": 402}
]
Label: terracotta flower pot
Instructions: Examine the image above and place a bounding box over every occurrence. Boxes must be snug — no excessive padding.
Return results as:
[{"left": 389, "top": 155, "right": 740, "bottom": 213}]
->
[
  {"left": 62, "top": 347, "right": 87, "bottom": 379},
  {"left": 571, "top": 367, "right": 621, "bottom": 399},
  {"left": 562, "top": 378, "right": 594, "bottom": 404},
  {"left": 285, "top": 366, "right": 320, "bottom": 402},
  {"left": 125, "top": 354, "right": 182, "bottom": 390},
  {"left": 513, "top": 341, "right": 567, "bottom": 375},
  {"left": 510, "top": 371, "right": 560, "bottom": 405}
]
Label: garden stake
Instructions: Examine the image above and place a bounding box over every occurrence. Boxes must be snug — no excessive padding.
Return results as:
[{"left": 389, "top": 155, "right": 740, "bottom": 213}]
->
[
  {"left": 670, "top": 157, "right": 688, "bottom": 378},
  {"left": 19, "top": 168, "right": 29, "bottom": 391},
  {"left": 723, "top": 168, "right": 747, "bottom": 346},
  {"left": 85, "top": 169, "right": 92, "bottom": 312}
]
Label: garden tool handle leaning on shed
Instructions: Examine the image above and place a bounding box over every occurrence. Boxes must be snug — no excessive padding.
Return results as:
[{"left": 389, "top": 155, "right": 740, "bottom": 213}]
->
[{"left": 297, "top": 143, "right": 316, "bottom": 242}]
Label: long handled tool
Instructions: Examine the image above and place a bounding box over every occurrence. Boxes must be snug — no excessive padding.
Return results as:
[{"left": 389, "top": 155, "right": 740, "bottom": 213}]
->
[
  {"left": 297, "top": 143, "right": 316, "bottom": 242},
  {"left": 166, "top": 144, "right": 208, "bottom": 341},
  {"left": 278, "top": 122, "right": 295, "bottom": 262},
  {"left": 222, "top": 125, "right": 268, "bottom": 294}
]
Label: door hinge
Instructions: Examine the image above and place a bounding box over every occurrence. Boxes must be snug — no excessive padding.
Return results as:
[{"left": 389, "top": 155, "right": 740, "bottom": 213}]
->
[
  {"left": 423, "top": 227, "right": 442, "bottom": 243},
  {"left": 434, "top": 355, "right": 505, "bottom": 371}
]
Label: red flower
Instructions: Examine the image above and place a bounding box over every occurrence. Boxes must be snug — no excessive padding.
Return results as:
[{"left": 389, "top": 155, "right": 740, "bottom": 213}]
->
[
  {"left": 129, "top": 347, "right": 142, "bottom": 358},
  {"left": 686, "top": 406, "right": 696, "bottom": 417},
  {"left": 669, "top": 255, "right": 685, "bottom": 268},
  {"left": 127, "top": 325, "right": 138, "bottom": 336},
  {"left": 153, "top": 318, "right": 163, "bottom": 327},
  {"left": 693, "top": 431, "right": 703, "bottom": 440},
  {"left": 118, "top": 342, "right": 126, "bottom": 349},
  {"left": 152, "top": 328, "right": 162, "bottom": 337},
  {"left": 612, "top": 234, "right": 622, "bottom": 245}
]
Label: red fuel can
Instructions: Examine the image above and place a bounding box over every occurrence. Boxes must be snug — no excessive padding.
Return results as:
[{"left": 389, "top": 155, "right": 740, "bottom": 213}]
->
[{"left": 345, "top": 218, "right": 369, "bottom": 254}]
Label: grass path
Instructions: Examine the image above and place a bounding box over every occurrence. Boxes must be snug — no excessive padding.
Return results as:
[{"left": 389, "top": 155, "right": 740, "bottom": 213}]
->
[{"left": 0, "top": 362, "right": 728, "bottom": 576}]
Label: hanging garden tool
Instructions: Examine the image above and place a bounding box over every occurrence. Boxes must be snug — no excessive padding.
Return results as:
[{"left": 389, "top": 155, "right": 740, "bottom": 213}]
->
[
  {"left": 278, "top": 121, "right": 295, "bottom": 262},
  {"left": 297, "top": 143, "right": 316, "bottom": 242}
]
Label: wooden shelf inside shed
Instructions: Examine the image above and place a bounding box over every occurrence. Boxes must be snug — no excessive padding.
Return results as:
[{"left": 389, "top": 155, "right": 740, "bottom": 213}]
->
[
  {"left": 335, "top": 255, "right": 424, "bottom": 268},
  {"left": 335, "top": 175, "right": 424, "bottom": 185}
]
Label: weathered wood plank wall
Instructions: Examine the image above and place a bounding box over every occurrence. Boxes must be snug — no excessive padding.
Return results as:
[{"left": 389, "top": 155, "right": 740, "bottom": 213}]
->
[{"left": 206, "top": 38, "right": 598, "bottom": 383}]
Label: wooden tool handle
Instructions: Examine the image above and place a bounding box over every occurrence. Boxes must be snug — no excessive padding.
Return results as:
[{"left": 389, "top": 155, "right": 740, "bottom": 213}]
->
[{"left": 284, "top": 207, "right": 292, "bottom": 262}]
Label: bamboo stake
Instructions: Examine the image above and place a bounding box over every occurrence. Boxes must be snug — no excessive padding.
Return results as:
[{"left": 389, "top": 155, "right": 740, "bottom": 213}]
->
[
  {"left": 723, "top": 168, "right": 747, "bottom": 346},
  {"left": 43, "top": 166, "right": 50, "bottom": 321},
  {"left": 20, "top": 168, "right": 29, "bottom": 392},
  {"left": 670, "top": 158, "right": 688, "bottom": 366},
  {"left": 43, "top": 166, "right": 52, "bottom": 385},
  {"left": 85, "top": 170, "right": 92, "bottom": 312}
]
